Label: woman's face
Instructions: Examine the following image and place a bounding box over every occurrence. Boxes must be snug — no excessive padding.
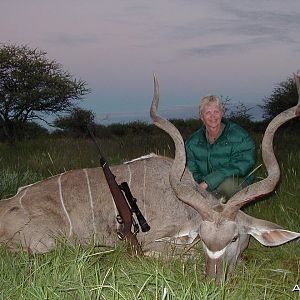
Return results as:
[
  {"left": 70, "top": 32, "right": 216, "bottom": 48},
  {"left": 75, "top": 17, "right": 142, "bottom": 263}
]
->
[{"left": 200, "top": 102, "right": 223, "bottom": 129}]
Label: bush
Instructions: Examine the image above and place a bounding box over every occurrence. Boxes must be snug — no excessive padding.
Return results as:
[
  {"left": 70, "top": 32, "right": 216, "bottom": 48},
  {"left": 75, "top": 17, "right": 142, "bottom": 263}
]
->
[
  {"left": 53, "top": 107, "right": 95, "bottom": 137},
  {"left": 261, "top": 75, "right": 298, "bottom": 121},
  {"left": 0, "top": 121, "right": 49, "bottom": 142}
]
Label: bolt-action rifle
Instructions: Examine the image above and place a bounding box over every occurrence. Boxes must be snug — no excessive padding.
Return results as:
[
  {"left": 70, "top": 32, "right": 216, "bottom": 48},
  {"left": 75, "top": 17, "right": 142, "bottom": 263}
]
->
[{"left": 87, "top": 126, "right": 150, "bottom": 255}]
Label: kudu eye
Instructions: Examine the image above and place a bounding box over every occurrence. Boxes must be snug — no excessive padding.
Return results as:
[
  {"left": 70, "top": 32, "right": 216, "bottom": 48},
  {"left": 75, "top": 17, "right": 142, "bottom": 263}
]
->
[{"left": 231, "top": 236, "right": 238, "bottom": 243}]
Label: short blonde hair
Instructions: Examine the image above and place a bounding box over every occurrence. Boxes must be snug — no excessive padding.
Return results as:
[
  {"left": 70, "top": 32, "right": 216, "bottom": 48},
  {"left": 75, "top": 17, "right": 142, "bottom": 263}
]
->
[{"left": 199, "top": 95, "right": 224, "bottom": 114}]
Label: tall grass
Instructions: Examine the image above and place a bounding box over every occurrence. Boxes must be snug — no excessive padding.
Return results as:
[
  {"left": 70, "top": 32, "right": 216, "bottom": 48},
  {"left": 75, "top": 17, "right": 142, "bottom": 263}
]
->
[
  {"left": 0, "top": 134, "right": 174, "bottom": 198},
  {"left": 0, "top": 131, "right": 299, "bottom": 299},
  {"left": 0, "top": 242, "right": 298, "bottom": 299}
]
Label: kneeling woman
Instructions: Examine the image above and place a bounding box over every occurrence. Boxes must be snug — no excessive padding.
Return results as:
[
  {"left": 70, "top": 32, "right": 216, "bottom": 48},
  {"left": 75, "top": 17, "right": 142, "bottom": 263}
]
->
[{"left": 186, "top": 95, "right": 256, "bottom": 201}]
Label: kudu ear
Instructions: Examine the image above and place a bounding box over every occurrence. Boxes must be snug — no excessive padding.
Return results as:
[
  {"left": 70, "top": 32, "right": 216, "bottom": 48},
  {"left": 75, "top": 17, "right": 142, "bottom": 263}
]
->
[
  {"left": 240, "top": 213, "right": 300, "bottom": 246},
  {"left": 248, "top": 228, "right": 300, "bottom": 247},
  {"left": 155, "top": 219, "right": 200, "bottom": 245}
]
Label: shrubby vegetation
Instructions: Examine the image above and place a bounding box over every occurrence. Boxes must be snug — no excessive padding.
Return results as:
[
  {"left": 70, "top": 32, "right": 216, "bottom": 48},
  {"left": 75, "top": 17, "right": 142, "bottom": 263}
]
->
[
  {"left": 261, "top": 75, "right": 298, "bottom": 120},
  {"left": 53, "top": 107, "right": 95, "bottom": 138},
  {"left": 52, "top": 117, "right": 269, "bottom": 141}
]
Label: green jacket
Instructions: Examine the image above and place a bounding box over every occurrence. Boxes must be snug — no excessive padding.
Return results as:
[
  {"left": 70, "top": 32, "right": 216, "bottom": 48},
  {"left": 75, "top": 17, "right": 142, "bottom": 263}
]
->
[{"left": 185, "top": 119, "right": 256, "bottom": 192}]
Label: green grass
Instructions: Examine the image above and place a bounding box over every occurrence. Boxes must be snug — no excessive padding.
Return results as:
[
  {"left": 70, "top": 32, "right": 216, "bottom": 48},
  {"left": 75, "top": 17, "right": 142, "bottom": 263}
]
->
[
  {"left": 0, "top": 132, "right": 299, "bottom": 299},
  {"left": 0, "top": 242, "right": 298, "bottom": 299},
  {"left": 0, "top": 135, "right": 174, "bottom": 198}
]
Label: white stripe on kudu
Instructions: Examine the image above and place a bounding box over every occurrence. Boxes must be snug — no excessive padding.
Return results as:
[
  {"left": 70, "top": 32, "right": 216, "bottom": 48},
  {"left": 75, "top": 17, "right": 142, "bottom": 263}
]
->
[
  {"left": 143, "top": 159, "right": 147, "bottom": 221},
  {"left": 84, "top": 169, "right": 96, "bottom": 235},
  {"left": 58, "top": 174, "right": 73, "bottom": 238},
  {"left": 126, "top": 164, "right": 132, "bottom": 186},
  {"left": 19, "top": 189, "right": 27, "bottom": 209}
]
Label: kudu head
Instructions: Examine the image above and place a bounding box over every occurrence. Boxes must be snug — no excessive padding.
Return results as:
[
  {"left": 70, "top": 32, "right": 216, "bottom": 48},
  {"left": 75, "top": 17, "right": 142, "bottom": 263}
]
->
[{"left": 150, "top": 73, "right": 300, "bottom": 281}]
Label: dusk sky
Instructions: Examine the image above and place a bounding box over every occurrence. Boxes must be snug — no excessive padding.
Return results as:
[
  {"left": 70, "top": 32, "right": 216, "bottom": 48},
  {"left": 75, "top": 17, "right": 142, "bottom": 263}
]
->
[{"left": 1, "top": 0, "right": 300, "bottom": 123}]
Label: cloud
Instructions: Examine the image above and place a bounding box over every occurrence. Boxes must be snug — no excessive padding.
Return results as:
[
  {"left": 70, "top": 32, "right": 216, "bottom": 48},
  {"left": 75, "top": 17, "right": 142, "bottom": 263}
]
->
[
  {"left": 162, "top": 1, "right": 300, "bottom": 57},
  {"left": 42, "top": 33, "right": 98, "bottom": 46},
  {"left": 184, "top": 36, "right": 268, "bottom": 57},
  {"left": 221, "top": 5, "right": 300, "bottom": 42}
]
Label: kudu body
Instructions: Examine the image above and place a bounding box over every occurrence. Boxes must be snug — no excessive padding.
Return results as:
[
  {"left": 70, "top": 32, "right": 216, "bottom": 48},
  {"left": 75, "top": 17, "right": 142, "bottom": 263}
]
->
[{"left": 0, "top": 75, "right": 299, "bottom": 280}]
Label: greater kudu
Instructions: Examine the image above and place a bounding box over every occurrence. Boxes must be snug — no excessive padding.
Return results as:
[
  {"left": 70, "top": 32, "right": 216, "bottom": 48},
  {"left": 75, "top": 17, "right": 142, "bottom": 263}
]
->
[{"left": 0, "top": 75, "right": 299, "bottom": 281}]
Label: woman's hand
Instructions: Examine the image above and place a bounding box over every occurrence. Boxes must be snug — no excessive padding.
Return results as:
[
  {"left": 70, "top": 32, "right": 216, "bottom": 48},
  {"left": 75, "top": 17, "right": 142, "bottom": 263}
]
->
[{"left": 199, "top": 181, "right": 208, "bottom": 190}]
